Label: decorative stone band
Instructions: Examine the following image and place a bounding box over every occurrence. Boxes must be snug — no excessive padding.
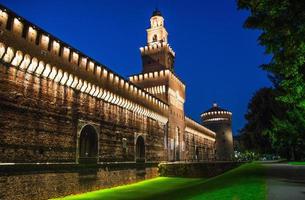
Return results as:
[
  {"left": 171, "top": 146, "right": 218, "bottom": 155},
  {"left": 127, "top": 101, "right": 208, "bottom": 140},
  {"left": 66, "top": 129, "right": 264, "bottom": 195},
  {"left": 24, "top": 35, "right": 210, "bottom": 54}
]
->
[
  {"left": 185, "top": 117, "right": 216, "bottom": 141},
  {"left": 139, "top": 41, "right": 175, "bottom": 57},
  {"left": 0, "top": 42, "right": 168, "bottom": 124},
  {"left": 129, "top": 69, "right": 185, "bottom": 90},
  {"left": 0, "top": 6, "right": 169, "bottom": 121}
]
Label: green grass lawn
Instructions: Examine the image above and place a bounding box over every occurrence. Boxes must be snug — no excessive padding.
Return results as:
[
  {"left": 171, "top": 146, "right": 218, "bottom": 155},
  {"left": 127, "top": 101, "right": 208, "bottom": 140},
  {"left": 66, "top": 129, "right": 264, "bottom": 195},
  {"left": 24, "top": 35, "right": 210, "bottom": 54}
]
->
[
  {"left": 53, "top": 163, "right": 266, "bottom": 200},
  {"left": 288, "top": 161, "right": 305, "bottom": 165}
]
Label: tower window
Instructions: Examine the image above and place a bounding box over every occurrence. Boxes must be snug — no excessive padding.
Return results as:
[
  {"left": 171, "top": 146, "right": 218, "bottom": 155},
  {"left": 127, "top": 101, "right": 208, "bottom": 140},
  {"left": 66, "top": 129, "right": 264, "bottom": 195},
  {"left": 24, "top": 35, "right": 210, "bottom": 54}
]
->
[{"left": 153, "top": 34, "right": 157, "bottom": 42}]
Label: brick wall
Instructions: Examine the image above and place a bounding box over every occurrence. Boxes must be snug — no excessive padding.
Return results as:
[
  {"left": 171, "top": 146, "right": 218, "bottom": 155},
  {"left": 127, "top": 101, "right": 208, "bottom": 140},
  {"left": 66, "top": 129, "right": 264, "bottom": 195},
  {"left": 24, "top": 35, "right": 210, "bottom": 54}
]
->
[
  {"left": 0, "top": 63, "right": 166, "bottom": 163},
  {"left": 0, "top": 164, "right": 159, "bottom": 200}
]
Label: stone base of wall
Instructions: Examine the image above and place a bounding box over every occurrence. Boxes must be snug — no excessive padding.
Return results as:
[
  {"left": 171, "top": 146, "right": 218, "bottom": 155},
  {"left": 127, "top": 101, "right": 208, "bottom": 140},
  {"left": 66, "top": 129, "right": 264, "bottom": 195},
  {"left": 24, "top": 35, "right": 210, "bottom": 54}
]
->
[
  {"left": 158, "top": 161, "right": 244, "bottom": 178},
  {"left": 0, "top": 163, "right": 159, "bottom": 200}
]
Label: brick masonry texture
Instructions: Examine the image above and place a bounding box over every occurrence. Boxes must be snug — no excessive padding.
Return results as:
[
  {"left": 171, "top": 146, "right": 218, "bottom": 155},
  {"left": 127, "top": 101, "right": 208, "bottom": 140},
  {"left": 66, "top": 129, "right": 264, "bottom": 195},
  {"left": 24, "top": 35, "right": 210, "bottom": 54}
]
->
[
  {"left": 0, "top": 64, "right": 165, "bottom": 163},
  {"left": 0, "top": 5, "right": 227, "bottom": 199},
  {"left": 0, "top": 165, "right": 158, "bottom": 200}
]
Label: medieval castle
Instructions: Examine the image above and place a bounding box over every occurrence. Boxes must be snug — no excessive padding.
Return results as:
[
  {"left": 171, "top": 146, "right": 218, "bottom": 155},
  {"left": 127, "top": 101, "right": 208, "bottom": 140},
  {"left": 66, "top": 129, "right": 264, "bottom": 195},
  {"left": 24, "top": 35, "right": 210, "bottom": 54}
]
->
[{"left": 0, "top": 5, "right": 234, "bottom": 200}]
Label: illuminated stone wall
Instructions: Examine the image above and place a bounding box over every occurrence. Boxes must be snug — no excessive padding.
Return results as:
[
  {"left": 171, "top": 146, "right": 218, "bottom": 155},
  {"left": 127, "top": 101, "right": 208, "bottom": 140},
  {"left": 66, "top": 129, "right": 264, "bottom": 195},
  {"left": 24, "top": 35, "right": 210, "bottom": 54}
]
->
[
  {"left": 184, "top": 117, "right": 216, "bottom": 161},
  {"left": 0, "top": 63, "right": 166, "bottom": 163},
  {"left": 0, "top": 5, "right": 220, "bottom": 199},
  {"left": 0, "top": 5, "right": 216, "bottom": 165},
  {"left": 0, "top": 6, "right": 169, "bottom": 164}
]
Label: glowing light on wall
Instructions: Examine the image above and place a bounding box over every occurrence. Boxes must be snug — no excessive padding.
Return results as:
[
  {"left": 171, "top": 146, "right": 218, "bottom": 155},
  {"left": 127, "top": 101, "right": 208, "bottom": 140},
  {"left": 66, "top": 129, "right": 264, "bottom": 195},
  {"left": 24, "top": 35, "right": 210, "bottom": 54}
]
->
[
  {"left": 54, "top": 69, "right": 63, "bottom": 82},
  {"left": 88, "top": 61, "right": 94, "bottom": 72},
  {"left": 52, "top": 41, "right": 60, "bottom": 55},
  {"left": 72, "top": 52, "right": 79, "bottom": 64},
  {"left": 3, "top": 47, "right": 14, "bottom": 63},
  {"left": 205, "top": 118, "right": 229, "bottom": 122},
  {"left": 70, "top": 76, "right": 78, "bottom": 88},
  {"left": 60, "top": 72, "right": 68, "bottom": 85},
  {"left": 80, "top": 81, "right": 87, "bottom": 92},
  {"left": 0, "top": 43, "right": 5, "bottom": 58},
  {"left": 27, "top": 57, "right": 38, "bottom": 73},
  {"left": 48, "top": 66, "right": 57, "bottom": 79},
  {"left": 13, "top": 18, "right": 23, "bottom": 36},
  {"left": 80, "top": 57, "right": 87, "bottom": 69},
  {"left": 41, "top": 35, "right": 49, "bottom": 49},
  {"left": 109, "top": 73, "right": 114, "bottom": 81},
  {"left": 93, "top": 86, "right": 99, "bottom": 97},
  {"left": 96, "top": 66, "right": 101, "bottom": 78},
  {"left": 97, "top": 88, "right": 103, "bottom": 98},
  {"left": 63, "top": 47, "right": 70, "bottom": 60},
  {"left": 0, "top": 35, "right": 169, "bottom": 123},
  {"left": 35, "top": 61, "right": 45, "bottom": 75},
  {"left": 76, "top": 79, "right": 83, "bottom": 90},
  {"left": 115, "top": 75, "right": 119, "bottom": 83},
  {"left": 89, "top": 84, "right": 95, "bottom": 95},
  {"left": 0, "top": 10, "right": 8, "bottom": 28},
  {"left": 120, "top": 79, "right": 124, "bottom": 88},
  {"left": 85, "top": 82, "right": 92, "bottom": 93},
  {"left": 42, "top": 64, "right": 51, "bottom": 77},
  {"left": 66, "top": 74, "right": 74, "bottom": 87},
  {"left": 11, "top": 50, "right": 23, "bottom": 66}
]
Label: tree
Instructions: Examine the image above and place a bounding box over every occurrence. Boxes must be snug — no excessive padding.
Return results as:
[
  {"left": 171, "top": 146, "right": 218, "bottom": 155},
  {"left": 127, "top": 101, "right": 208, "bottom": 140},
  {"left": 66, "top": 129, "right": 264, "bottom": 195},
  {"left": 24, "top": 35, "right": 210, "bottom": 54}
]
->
[
  {"left": 239, "top": 88, "right": 282, "bottom": 154},
  {"left": 237, "top": 0, "right": 305, "bottom": 160}
]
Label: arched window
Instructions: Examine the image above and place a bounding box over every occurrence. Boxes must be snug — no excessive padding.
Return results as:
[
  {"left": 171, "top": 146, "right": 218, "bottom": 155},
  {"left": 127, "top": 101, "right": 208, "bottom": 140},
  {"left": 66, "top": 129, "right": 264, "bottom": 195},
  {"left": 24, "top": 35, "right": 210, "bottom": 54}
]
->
[
  {"left": 153, "top": 34, "right": 157, "bottom": 42},
  {"left": 79, "top": 124, "right": 98, "bottom": 163},
  {"left": 135, "top": 135, "right": 145, "bottom": 162}
]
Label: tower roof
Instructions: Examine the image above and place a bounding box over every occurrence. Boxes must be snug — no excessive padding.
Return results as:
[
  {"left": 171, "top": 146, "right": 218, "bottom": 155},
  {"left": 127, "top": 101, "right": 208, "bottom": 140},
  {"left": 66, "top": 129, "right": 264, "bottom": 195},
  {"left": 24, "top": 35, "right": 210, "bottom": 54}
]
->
[
  {"left": 201, "top": 103, "right": 232, "bottom": 121},
  {"left": 152, "top": 9, "right": 162, "bottom": 17},
  {"left": 203, "top": 103, "right": 229, "bottom": 113}
]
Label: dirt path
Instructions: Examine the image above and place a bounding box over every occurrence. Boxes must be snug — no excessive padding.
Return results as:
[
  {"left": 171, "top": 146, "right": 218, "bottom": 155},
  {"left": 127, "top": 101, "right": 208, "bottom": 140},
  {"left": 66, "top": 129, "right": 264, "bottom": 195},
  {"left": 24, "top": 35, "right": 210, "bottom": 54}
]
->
[{"left": 263, "top": 163, "right": 305, "bottom": 200}]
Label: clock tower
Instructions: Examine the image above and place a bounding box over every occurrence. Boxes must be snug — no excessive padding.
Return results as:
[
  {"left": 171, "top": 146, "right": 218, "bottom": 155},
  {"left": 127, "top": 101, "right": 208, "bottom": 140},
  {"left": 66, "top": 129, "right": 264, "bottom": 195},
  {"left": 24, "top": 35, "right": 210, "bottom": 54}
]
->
[{"left": 130, "top": 9, "right": 185, "bottom": 161}]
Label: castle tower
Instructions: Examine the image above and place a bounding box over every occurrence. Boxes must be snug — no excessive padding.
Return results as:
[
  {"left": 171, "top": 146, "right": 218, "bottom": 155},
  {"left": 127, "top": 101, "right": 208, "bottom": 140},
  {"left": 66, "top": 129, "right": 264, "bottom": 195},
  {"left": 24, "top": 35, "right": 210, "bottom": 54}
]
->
[
  {"left": 201, "top": 103, "right": 234, "bottom": 160},
  {"left": 130, "top": 9, "right": 185, "bottom": 161},
  {"left": 140, "top": 9, "right": 175, "bottom": 73}
]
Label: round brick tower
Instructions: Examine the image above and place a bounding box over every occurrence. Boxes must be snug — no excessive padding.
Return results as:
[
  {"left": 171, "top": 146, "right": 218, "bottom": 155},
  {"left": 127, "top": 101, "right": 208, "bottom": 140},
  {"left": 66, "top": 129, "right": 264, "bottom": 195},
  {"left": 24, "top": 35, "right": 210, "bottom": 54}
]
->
[{"left": 201, "top": 103, "right": 234, "bottom": 160}]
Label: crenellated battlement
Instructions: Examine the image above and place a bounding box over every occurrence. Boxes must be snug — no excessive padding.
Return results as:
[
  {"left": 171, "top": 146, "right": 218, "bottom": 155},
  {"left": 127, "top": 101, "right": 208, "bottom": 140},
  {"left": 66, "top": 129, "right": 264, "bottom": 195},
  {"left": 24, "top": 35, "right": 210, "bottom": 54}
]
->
[
  {"left": 0, "top": 5, "right": 219, "bottom": 171},
  {"left": 0, "top": 5, "right": 169, "bottom": 123},
  {"left": 144, "top": 85, "right": 167, "bottom": 95},
  {"left": 185, "top": 117, "right": 216, "bottom": 141},
  {"left": 129, "top": 69, "right": 185, "bottom": 90},
  {"left": 139, "top": 42, "right": 175, "bottom": 57},
  {"left": 201, "top": 109, "right": 232, "bottom": 122}
]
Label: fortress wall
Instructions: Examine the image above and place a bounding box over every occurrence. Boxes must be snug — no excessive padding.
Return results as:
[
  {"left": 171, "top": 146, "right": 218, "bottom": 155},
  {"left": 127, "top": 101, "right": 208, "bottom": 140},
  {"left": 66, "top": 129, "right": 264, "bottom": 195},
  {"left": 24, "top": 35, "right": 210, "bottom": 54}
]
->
[
  {"left": 0, "top": 62, "right": 166, "bottom": 163},
  {"left": 0, "top": 163, "right": 159, "bottom": 200}
]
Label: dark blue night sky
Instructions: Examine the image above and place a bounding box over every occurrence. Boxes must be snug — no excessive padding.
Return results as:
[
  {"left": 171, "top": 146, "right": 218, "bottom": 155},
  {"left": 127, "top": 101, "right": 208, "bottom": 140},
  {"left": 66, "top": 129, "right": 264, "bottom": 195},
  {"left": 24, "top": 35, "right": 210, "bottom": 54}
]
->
[{"left": 2, "top": 0, "right": 271, "bottom": 134}]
